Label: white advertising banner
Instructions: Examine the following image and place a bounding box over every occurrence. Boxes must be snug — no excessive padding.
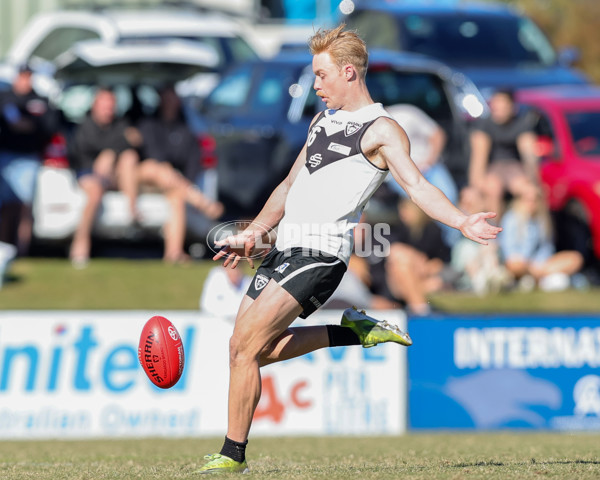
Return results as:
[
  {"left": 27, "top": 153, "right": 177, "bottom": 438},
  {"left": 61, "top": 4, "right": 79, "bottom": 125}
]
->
[{"left": 0, "top": 310, "right": 407, "bottom": 439}]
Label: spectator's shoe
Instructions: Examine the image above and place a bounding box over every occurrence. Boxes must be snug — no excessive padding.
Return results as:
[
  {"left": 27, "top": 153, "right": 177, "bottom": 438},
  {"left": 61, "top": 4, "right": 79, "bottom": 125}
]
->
[
  {"left": 341, "top": 306, "right": 412, "bottom": 348},
  {"left": 196, "top": 454, "right": 249, "bottom": 475}
]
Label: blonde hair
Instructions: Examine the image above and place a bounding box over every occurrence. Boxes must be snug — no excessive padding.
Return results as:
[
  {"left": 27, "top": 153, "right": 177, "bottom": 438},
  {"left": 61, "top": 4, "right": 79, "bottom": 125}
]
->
[{"left": 308, "top": 23, "right": 369, "bottom": 78}]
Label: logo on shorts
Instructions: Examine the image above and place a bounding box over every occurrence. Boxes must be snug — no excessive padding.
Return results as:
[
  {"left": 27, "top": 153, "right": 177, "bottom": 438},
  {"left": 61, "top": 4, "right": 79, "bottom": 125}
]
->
[
  {"left": 274, "top": 262, "right": 290, "bottom": 274},
  {"left": 309, "top": 296, "right": 322, "bottom": 308},
  {"left": 345, "top": 121, "right": 363, "bottom": 137},
  {"left": 254, "top": 274, "right": 269, "bottom": 291}
]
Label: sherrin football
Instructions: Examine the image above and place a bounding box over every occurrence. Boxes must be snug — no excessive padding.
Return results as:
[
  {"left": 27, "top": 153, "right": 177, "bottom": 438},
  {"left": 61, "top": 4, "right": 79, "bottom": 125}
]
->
[{"left": 138, "top": 315, "right": 185, "bottom": 389}]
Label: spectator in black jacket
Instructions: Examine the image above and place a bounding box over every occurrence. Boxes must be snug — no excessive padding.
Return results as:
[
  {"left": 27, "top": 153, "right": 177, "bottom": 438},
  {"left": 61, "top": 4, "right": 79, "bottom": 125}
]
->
[
  {"left": 68, "top": 87, "right": 140, "bottom": 267},
  {"left": 0, "top": 64, "right": 56, "bottom": 254},
  {"left": 138, "top": 85, "right": 223, "bottom": 263}
]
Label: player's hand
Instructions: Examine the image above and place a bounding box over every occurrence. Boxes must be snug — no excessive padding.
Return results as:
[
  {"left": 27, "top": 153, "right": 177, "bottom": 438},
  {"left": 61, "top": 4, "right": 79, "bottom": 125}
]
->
[
  {"left": 459, "top": 212, "right": 502, "bottom": 245},
  {"left": 213, "top": 230, "right": 260, "bottom": 269}
]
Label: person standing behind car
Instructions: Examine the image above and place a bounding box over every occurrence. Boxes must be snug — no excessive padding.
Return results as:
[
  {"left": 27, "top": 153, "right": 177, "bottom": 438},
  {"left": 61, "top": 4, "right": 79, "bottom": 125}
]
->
[
  {"left": 469, "top": 87, "right": 539, "bottom": 220},
  {"left": 385, "top": 103, "right": 459, "bottom": 248},
  {"left": 137, "top": 85, "right": 223, "bottom": 263},
  {"left": 68, "top": 87, "right": 140, "bottom": 268},
  {"left": 0, "top": 64, "right": 56, "bottom": 255}
]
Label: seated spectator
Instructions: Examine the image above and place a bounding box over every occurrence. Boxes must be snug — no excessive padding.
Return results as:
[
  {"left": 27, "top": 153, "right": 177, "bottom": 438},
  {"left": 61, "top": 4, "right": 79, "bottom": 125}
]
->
[
  {"left": 469, "top": 87, "right": 538, "bottom": 219},
  {"left": 363, "top": 199, "right": 451, "bottom": 316},
  {"left": 323, "top": 255, "right": 397, "bottom": 311},
  {"left": 0, "top": 240, "right": 17, "bottom": 289},
  {"left": 200, "top": 265, "right": 252, "bottom": 318},
  {"left": 0, "top": 64, "right": 56, "bottom": 255},
  {"left": 385, "top": 103, "right": 459, "bottom": 248},
  {"left": 499, "top": 180, "right": 583, "bottom": 291},
  {"left": 451, "top": 186, "right": 512, "bottom": 295},
  {"left": 137, "top": 85, "right": 224, "bottom": 263},
  {"left": 68, "top": 87, "right": 140, "bottom": 267}
]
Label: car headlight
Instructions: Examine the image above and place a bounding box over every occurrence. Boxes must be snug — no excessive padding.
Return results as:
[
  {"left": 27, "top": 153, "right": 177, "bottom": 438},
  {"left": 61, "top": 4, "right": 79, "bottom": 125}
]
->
[{"left": 461, "top": 93, "right": 485, "bottom": 118}]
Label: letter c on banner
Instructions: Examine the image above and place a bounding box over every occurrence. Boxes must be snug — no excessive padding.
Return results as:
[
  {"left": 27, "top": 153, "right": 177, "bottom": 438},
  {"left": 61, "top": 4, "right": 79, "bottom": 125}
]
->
[{"left": 290, "top": 380, "right": 311, "bottom": 408}]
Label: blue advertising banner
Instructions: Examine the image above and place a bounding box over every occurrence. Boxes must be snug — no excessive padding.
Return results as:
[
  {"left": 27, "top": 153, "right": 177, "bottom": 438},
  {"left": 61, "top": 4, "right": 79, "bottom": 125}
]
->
[{"left": 408, "top": 314, "right": 600, "bottom": 431}]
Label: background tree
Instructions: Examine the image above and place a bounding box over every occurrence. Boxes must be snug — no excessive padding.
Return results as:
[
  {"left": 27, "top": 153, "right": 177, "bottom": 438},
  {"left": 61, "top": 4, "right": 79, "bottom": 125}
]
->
[{"left": 499, "top": 0, "right": 600, "bottom": 83}]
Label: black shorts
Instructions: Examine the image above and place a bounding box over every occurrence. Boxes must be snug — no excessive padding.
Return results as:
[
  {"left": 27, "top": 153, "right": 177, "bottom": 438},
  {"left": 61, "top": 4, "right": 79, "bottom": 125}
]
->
[{"left": 246, "top": 247, "right": 347, "bottom": 318}]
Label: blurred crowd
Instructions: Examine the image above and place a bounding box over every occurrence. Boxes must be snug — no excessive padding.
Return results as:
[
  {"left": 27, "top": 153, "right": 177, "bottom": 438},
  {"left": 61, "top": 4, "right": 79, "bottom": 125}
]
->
[
  {"left": 199, "top": 88, "right": 590, "bottom": 317},
  {"left": 0, "top": 64, "right": 224, "bottom": 272},
  {"left": 0, "top": 58, "right": 591, "bottom": 303}
]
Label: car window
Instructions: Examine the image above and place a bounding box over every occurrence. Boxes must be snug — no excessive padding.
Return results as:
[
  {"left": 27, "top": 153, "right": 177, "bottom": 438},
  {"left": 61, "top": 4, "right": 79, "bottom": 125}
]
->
[
  {"left": 249, "top": 67, "right": 295, "bottom": 118},
  {"left": 345, "top": 11, "right": 401, "bottom": 50},
  {"left": 402, "top": 14, "right": 555, "bottom": 66},
  {"left": 222, "top": 37, "right": 260, "bottom": 64},
  {"left": 120, "top": 35, "right": 258, "bottom": 68},
  {"left": 57, "top": 84, "right": 159, "bottom": 124},
  {"left": 30, "top": 27, "right": 101, "bottom": 61},
  {"left": 366, "top": 68, "right": 452, "bottom": 123},
  {"left": 528, "top": 108, "right": 559, "bottom": 157},
  {"left": 566, "top": 112, "right": 600, "bottom": 157},
  {"left": 203, "top": 65, "right": 252, "bottom": 114},
  {"left": 349, "top": 11, "right": 557, "bottom": 67}
]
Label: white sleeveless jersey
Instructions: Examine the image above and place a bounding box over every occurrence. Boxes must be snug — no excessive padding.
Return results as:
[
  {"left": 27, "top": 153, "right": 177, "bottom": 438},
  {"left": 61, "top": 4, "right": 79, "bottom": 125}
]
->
[{"left": 275, "top": 103, "right": 392, "bottom": 264}]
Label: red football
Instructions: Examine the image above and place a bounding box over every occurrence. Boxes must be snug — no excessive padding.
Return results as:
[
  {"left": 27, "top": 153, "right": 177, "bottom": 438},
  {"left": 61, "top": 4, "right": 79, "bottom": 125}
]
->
[{"left": 138, "top": 316, "right": 185, "bottom": 389}]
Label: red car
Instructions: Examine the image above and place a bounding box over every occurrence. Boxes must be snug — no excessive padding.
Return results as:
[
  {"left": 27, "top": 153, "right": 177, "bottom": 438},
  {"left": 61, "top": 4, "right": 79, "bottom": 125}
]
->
[{"left": 517, "top": 86, "right": 600, "bottom": 267}]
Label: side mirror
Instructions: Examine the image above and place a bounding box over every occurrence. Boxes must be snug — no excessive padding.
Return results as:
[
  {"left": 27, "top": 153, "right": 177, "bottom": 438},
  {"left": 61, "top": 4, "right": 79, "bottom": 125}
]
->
[
  {"left": 558, "top": 46, "right": 581, "bottom": 66},
  {"left": 536, "top": 135, "right": 556, "bottom": 158}
]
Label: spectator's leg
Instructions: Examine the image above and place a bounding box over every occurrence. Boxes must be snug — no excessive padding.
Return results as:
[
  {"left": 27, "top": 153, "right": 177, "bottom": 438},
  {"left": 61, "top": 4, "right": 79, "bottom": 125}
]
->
[
  {"left": 162, "top": 188, "right": 188, "bottom": 263},
  {"left": 531, "top": 251, "right": 584, "bottom": 279},
  {"left": 0, "top": 203, "right": 19, "bottom": 246},
  {"left": 16, "top": 204, "right": 33, "bottom": 256},
  {"left": 70, "top": 175, "right": 104, "bottom": 266},
  {"left": 385, "top": 243, "right": 431, "bottom": 315},
  {"left": 0, "top": 155, "right": 40, "bottom": 256},
  {"left": 138, "top": 159, "right": 192, "bottom": 263},
  {"left": 115, "top": 149, "right": 139, "bottom": 221},
  {"left": 504, "top": 257, "right": 530, "bottom": 279}
]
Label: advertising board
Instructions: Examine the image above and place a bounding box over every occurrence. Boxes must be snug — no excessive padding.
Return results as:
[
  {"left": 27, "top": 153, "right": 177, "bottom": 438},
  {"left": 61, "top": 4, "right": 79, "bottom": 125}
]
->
[
  {"left": 408, "top": 315, "right": 600, "bottom": 430},
  {"left": 0, "top": 310, "right": 406, "bottom": 438}
]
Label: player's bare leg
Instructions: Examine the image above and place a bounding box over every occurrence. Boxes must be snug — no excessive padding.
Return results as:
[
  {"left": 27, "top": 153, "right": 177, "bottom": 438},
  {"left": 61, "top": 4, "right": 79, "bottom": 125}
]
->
[
  {"left": 198, "top": 286, "right": 411, "bottom": 474},
  {"left": 226, "top": 281, "right": 303, "bottom": 443}
]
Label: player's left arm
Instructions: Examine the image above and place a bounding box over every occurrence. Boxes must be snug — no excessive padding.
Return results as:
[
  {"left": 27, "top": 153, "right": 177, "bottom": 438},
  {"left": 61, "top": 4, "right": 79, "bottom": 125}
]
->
[{"left": 373, "top": 118, "right": 502, "bottom": 245}]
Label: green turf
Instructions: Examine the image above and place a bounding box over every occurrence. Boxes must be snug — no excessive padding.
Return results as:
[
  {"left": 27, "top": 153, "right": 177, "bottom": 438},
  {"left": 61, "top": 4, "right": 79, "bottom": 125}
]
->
[
  {"left": 0, "top": 434, "right": 598, "bottom": 479},
  {"left": 2, "top": 258, "right": 600, "bottom": 312},
  {"left": 0, "top": 258, "right": 216, "bottom": 310}
]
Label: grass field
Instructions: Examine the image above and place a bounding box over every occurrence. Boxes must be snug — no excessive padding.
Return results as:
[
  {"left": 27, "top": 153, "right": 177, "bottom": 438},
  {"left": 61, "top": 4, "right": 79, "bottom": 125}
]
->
[
  {"left": 2, "top": 259, "right": 599, "bottom": 480},
  {"left": 0, "top": 434, "right": 599, "bottom": 479},
  {"left": 2, "top": 258, "right": 600, "bottom": 312}
]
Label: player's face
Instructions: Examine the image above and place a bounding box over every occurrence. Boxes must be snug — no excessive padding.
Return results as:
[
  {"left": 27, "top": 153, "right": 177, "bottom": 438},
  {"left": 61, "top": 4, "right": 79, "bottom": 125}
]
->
[{"left": 312, "top": 52, "right": 347, "bottom": 110}]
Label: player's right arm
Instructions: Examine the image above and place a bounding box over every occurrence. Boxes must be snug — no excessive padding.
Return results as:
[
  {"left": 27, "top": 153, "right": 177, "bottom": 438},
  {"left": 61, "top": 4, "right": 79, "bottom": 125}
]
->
[{"left": 214, "top": 113, "right": 318, "bottom": 268}]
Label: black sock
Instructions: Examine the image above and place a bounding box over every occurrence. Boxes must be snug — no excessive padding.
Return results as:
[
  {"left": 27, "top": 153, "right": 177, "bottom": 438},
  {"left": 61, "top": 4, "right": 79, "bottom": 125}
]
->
[
  {"left": 220, "top": 436, "right": 248, "bottom": 463},
  {"left": 327, "top": 324, "right": 361, "bottom": 347}
]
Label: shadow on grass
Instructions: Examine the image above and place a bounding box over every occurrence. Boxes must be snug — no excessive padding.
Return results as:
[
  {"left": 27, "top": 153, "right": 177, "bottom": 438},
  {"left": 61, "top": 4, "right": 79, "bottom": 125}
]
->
[
  {"left": 453, "top": 459, "right": 600, "bottom": 468},
  {"left": 1, "top": 272, "right": 22, "bottom": 285}
]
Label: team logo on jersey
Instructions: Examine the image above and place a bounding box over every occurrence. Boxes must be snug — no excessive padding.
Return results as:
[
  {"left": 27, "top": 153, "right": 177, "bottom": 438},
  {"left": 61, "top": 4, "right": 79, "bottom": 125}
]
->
[
  {"left": 274, "top": 262, "right": 290, "bottom": 274},
  {"left": 254, "top": 274, "right": 269, "bottom": 291},
  {"left": 327, "top": 142, "right": 351, "bottom": 156},
  {"left": 307, "top": 126, "right": 322, "bottom": 146},
  {"left": 345, "top": 121, "right": 363, "bottom": 137},
  {"left": 308, "top": 153, "right": 322, "bottom": 167}
]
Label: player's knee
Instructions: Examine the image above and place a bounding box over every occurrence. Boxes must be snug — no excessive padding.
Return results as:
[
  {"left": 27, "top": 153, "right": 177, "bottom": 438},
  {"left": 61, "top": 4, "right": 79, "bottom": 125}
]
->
[{"left": 228, "top": 333, "right": 259, "bottom": 367}]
